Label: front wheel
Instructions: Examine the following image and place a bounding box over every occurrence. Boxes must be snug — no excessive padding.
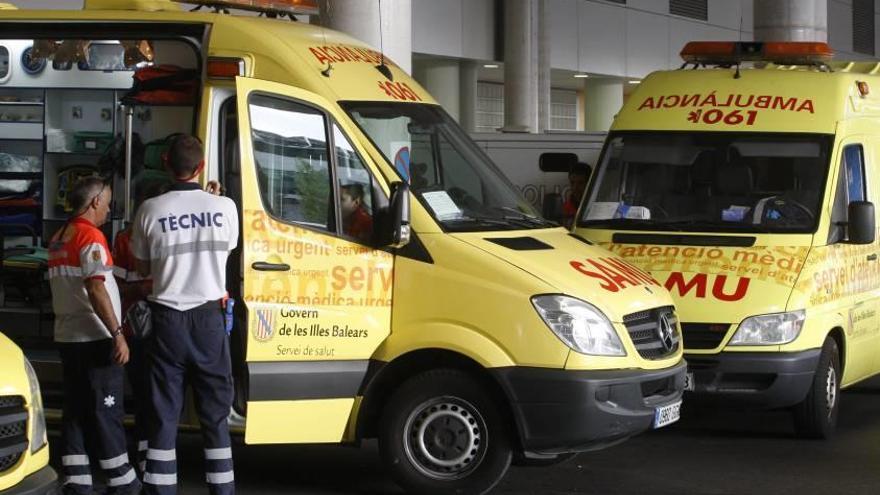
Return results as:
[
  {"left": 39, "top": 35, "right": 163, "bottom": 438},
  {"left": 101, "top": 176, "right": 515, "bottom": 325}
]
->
[
  {"left": 378, "top": 369, "right": 512, "bottom": 495},
  {"left": 792, "top": 337, "right": 840, "bottom": 439}
]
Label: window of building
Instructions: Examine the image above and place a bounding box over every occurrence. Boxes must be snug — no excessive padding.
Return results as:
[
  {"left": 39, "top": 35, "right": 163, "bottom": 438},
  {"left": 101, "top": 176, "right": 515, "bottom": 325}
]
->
[
  {"left": 550, "top": 89, "right": 578, "bottom": 131},
  {"left": 853, "top": 0, "right": 876, "bottom": 55},
  {"left": 476, "top": 82, "right": 579, "bottom": 132},
  {"left": 670, "top": 0, "right": 708, "bottom": 21},
  {"left": 476, "top": 81, "right": 504, "bottom": 133}
]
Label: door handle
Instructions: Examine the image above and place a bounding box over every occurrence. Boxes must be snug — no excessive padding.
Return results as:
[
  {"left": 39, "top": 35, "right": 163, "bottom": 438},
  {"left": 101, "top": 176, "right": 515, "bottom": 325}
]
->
[
  {"left": 868, "top": 254, "right": 878, "bottom": 262},
  {"left": 252, "top": 261, "right": 291, "bottom": 271}
]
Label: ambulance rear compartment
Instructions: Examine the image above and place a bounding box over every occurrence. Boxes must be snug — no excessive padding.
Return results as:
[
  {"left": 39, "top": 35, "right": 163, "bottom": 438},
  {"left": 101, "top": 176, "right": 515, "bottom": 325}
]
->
[{"left": 0, "top": 22, "right": 206, "bottom": 412}]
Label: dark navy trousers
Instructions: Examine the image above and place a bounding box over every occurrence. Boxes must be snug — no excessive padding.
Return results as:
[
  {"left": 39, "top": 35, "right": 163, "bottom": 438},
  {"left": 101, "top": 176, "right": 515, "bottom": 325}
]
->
[
  {"left": 59, "top": 340, "right": 139, "bottom": 494},
  {"left": 125, "top": 335, "right": 149, "bottom": 474},
  {"left": 143, "top": 302, "right": 234, "bottom": 495}
]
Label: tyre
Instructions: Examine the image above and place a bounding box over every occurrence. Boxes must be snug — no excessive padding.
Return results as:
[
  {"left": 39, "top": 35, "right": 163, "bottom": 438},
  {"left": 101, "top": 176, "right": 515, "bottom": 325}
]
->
[
  {"left": 378, "top": 369, "right": 513, "bottom": 495},
  {"left": 792, "top": 337, "right": 840, "bottom": 439}
]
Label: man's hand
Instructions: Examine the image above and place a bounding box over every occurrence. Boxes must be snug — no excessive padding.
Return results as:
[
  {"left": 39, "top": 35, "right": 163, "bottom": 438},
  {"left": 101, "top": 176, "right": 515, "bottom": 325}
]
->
[
  {"left": 112, "top": 335, "right": 130, "bottom": 365},
  {"left": 206, "top": 180, "right": 224, "bottom": 196}
]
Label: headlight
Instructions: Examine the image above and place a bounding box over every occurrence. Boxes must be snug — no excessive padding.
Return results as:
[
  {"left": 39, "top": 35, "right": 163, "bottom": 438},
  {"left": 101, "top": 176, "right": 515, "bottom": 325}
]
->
[
  {"left": 531, "top": 295, "right": 626, "bottom": 356},
  {"left": 729, "top": 310, "right": 805, "bottom": 346},
  {"left": 24, "top": 358, "right": 47, "bottom": 454}
]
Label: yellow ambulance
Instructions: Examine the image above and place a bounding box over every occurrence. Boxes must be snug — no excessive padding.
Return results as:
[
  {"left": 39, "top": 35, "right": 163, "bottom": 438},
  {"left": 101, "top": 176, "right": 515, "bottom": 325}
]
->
[
  {"left": 0, "top": 1, "right": 684, "bottom": 493},
  {"left": 575, "top": 41, "right": 880, "bottom": 439},
  {"left": 0, "top": 332, "right": 55, "bottom": 494}
]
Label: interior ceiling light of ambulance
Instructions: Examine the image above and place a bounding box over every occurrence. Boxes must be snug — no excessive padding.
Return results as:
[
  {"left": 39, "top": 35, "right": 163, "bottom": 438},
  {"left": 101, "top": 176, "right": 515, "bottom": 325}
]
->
[
  {"left": 26, "top": 39, "right": 155, "bottom": 68},
  {"left": 53, "top": 40, "right": 90, "bottom": 66},
  {"left": 680, "top": 41, "right": 833, "bottom": 66},
  {"left": 121, "top": 39, "right": 155, "bottom": 66},
  {"left": 175, "top": 0, "right": 318, "bottom": 16}
]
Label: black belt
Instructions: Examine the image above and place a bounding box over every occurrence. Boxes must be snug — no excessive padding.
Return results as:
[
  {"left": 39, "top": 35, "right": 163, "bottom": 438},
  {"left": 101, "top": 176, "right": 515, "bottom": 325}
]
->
[{"left": 151, "top": 299, "right": 223, "bottom": 312}]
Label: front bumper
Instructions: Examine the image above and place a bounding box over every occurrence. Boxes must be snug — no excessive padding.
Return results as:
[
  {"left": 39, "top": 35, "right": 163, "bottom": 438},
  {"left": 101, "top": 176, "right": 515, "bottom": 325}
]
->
[
  {"left": 685, "top": 349, "right": 821, "bottom": 409},
  {"left": 491, "top": 360, "right": 686, "bottom": 455},
  {"left": 0, "top": 465, "right": 57, "bottom": 495}
]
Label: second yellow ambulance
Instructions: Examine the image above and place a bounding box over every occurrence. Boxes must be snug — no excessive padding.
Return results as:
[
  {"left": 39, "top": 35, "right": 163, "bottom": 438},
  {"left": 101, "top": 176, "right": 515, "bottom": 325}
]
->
[{"left": 577, "top": 41, "right": 880, "bottom": 439}]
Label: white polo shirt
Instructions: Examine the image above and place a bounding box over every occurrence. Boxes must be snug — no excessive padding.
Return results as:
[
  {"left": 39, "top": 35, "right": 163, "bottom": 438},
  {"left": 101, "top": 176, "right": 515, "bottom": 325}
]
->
[{"left": 130, "top": 183, "right": 239, "bottom": 311}]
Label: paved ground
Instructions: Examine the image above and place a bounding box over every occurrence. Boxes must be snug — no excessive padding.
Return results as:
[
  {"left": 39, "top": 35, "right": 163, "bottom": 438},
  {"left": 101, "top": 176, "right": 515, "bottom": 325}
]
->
[{"left": 48, "top": 377, "right": 880, "bottom": 494}]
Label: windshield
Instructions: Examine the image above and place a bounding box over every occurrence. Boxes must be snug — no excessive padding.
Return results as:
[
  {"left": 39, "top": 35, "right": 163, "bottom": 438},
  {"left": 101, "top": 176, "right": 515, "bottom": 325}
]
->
[
  {"left": 342, "top": 102, "right": 553, "bottom": 232},
  {"left": 581, "top": 132, "right": 833, "bottom": 234}
]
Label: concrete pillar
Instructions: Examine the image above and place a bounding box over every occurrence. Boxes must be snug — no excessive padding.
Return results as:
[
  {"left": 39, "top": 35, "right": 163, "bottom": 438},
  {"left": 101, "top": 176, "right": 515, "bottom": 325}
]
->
[
  {"left": 753, "top": 0, "right": 827, "bottom": 42},
  {"left": 459, "top": 60, "right": 479, "bottom": 133},
  {"left": 537, "top": 0, "right": 551, "bottom": 133},
  {"left": 583, "top": 78, "right": 623, "bottom": 132},
  {"left": 415, "top": 58, "right": 461, "bottom": 122},
  {"left": 319, "top": 0, "right": 412, "bottom": 74},
  {"left": 501, "top": 0, "right": 538, "bottom": 133}
]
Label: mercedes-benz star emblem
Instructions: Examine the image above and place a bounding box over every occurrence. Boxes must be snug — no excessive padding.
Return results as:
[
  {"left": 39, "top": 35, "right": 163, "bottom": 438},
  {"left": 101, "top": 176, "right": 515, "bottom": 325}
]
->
[{"left": 657, "top": 313, "right": 675, "bottom": 352}]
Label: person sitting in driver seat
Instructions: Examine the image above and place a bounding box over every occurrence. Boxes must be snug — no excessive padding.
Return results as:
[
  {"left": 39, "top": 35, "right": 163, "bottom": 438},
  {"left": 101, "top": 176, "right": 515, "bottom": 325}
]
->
[{"left": 341, "top": 183, "right": 373, "bottom": 242}]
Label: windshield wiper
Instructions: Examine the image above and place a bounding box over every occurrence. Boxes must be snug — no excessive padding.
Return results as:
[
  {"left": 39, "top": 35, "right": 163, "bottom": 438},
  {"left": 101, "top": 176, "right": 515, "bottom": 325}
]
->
[
  {"left": 491, "top": 206, "right": 558, "bottom": 228},
  {"left": 657, "top": 219, "right": 774, "bottom": 233},
  {"left": 580, "top": 218, "right": 658, "bottom": 228},
  {"left": 443, "top": 216, "right": 521, "bottom": 229}
]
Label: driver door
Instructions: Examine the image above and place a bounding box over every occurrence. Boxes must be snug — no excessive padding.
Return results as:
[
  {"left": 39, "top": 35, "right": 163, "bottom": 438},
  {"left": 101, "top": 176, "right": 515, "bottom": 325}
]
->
[
  {"left": 834, "top": 140, "right": 880, "bottom": 382},
  {"left": 235, "top": 77, "right": 394, "bottom": 444}
]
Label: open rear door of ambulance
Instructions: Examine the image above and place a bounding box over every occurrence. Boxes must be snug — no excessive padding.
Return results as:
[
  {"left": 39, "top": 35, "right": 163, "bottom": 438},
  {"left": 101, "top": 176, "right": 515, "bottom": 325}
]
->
[{"left": 234, "top": 77, "right": 394, "bottom": 444}]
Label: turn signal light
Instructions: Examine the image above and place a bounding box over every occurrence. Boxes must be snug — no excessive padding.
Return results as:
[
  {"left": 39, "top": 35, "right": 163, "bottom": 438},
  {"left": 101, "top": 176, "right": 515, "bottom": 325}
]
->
[
  {"left": 680, "top": 41, "right": 833, "bottom": 65},
  {"left": 207, "top": 58, "right": 244, "bottom": 78}
]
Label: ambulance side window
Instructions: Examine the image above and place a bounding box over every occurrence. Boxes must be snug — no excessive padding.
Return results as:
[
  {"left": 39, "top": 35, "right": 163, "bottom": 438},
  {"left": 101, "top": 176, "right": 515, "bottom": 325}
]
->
[
  {"left": 831, "top": 144, "right": 868, "bottom": 243},
  {"left": 248, "top": 94, "right": 334, "bottom": 232},
  {"left": 333, "top": 124, "right": 375, "bottom": 243},
  {"left": 844, "top": 145, "right": 867, "bottom": 203}
]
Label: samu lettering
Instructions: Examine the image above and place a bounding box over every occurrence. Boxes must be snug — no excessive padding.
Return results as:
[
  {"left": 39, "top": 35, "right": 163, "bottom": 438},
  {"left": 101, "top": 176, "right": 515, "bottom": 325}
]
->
[{"left": 158, "top": 212, "right": 224, "bottom": 232}]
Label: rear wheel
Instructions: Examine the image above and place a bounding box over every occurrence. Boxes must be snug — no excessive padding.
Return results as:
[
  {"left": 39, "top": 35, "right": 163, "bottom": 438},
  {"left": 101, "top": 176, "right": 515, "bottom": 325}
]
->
[
  {"left": 792, "top": 337, "right": 840, "bottom": 439},
  {"left": 378, "top": 369, "right": 512, "bottom": 495}
]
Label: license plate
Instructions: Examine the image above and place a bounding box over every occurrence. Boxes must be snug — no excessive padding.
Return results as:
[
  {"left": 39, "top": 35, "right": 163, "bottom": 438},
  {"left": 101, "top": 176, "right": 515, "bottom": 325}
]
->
[
  {"left": 684, "top": 372, "right": 694, "bottom": 392},
  {"left": 653, "top": 400, "right": 682, "bottom": 429}
]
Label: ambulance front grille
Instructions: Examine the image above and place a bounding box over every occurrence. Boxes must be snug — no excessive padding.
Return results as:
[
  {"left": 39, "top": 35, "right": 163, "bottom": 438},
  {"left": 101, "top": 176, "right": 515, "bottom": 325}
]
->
[
  {"left": 680, "top": 323, "right": 730, "bottom": 350},
  {"left": 623, "top": 306, "right": 680, "bottom": 360},
  {"left": 0, "top": 396, "right": 28, "bottom": 474}
]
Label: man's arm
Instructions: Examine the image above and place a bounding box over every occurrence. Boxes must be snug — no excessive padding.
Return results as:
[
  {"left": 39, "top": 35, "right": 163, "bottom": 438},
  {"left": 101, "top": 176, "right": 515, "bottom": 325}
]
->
[{"left": 84, "top": 278, "right": 129, "bottom": 365}]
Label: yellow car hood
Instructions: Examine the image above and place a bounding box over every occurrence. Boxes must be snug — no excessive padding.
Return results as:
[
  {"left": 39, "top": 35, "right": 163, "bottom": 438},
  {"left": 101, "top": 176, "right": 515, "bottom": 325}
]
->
[
  {"left": 592, "top": 241, "right": 810, "bottom": 324},
  {"left": 451, "top": 228, "right": 676, "bottom": 322}
]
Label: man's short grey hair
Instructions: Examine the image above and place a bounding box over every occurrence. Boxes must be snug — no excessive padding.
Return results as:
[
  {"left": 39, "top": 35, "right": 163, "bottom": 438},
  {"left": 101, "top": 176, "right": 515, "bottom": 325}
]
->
[{"left": 69, "top": 177, "right": 106, "bottom": 213}]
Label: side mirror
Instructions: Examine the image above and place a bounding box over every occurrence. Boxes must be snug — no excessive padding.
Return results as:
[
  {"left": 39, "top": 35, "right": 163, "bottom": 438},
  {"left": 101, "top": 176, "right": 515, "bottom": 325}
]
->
[
  {"left": 539, "top": 152, "right": 578, "bottom": 173},
  {"left": 384, "top": 181, "right": 411, "bottom": 248},
  {"left": 847, "top": 201, "right": 875, "bottom": 244}
]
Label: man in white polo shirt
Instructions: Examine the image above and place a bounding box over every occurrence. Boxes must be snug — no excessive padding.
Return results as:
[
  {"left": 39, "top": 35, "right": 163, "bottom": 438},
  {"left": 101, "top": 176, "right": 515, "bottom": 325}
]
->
[{"left": 131, "top": 135, "right": 238, "bottom": 495}]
